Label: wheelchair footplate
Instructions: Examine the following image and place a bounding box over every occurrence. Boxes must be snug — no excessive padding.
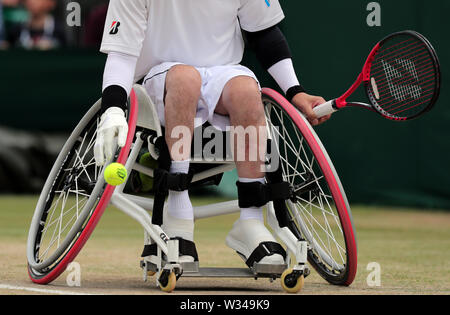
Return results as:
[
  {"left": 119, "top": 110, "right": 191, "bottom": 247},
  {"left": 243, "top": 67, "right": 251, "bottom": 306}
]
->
[
  {"left": 141, "top": 259, "right": 289, "bottom": 279},
  {"left": 181, "top": 262, "right": 310, "bottom": 280},
  {"left": 140, "top": 258, "right": 310, "bottom": 293},
  {"left": 139, "top": 238, "right": 310, "bottom": 293}
]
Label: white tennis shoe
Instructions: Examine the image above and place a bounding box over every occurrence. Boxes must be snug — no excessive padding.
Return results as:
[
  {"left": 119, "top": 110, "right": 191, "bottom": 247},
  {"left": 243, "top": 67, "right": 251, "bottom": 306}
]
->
[
  {"left": 226, "top": 219, "right": 285, "bottom": 265},
  {"left": 161, "top": 211, "right": 195, "bottom": 263}
]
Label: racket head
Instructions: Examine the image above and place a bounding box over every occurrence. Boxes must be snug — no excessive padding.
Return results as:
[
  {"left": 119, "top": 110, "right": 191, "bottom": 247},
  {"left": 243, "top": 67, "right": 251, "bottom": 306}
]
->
[{"left": 363, "top": 30, "right": 441, "bottom": 121}]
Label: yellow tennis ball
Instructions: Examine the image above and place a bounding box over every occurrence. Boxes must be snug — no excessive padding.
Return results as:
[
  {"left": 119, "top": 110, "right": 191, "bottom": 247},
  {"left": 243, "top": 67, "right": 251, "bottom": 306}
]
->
[{"left": 104, "top": 163, "right": 127, "bottom": 186}]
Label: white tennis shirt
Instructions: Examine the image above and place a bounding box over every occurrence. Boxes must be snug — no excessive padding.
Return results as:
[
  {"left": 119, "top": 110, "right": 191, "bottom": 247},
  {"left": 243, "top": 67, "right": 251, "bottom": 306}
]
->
[{"left": 100, "top": 0, "right": 285, "bottom": 81}]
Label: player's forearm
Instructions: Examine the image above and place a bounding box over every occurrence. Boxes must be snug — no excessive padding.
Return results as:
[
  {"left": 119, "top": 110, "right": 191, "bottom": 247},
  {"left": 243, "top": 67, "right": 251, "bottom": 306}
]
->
[
  {"left": 101, "top": 52, "right": 138, "bottom": 113},
  {"left": 268, "top": 58, "right": 300, "bottom": 95},
  {"left": 244, "top": 25, "right": 305, "bottom": 101}
]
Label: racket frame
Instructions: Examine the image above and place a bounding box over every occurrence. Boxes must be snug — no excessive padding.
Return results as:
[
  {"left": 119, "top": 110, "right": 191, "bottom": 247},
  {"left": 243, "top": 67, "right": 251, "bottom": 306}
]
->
[
  {"left": 317, "top": 30, "right": 441, "bottom": 121},
  {"left": 364, "top": 31, "right": 441, "bottom": 121}
]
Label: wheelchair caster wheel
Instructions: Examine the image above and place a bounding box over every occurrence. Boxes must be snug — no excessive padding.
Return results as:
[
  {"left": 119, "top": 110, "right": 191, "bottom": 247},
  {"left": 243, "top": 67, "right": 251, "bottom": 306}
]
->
[
  {"left": 159, "top": 270, "right": 177, "bottom": 293},
  {"left": 281, "top": 268, "right": 304, "bottom": 294}
]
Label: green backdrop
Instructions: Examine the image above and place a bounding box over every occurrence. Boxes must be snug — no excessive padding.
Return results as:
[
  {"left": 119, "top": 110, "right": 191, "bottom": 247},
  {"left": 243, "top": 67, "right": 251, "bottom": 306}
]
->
[{"left": 0, "top": 0, "right": 448, "bottom": 208}]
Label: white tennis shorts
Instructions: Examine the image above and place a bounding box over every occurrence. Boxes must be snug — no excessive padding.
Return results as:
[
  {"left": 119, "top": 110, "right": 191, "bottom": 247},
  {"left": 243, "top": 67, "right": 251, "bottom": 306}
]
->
[{"left": 142, "top": 62, "right": 260, "bottom": 131}]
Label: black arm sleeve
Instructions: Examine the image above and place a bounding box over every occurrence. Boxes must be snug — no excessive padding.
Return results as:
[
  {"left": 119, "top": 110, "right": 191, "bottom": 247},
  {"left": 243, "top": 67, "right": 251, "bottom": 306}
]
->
[
  {"left": 243, "top": 24, "right": 292, "bottom": 70},
  {"left": 101, "top": 85, "right": 128, "bottom": 114}
]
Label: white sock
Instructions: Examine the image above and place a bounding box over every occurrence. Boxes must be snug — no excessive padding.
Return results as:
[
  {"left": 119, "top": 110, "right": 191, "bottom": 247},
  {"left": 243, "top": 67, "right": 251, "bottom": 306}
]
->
[
  {"left": 167, "top": 160, "right": 193, "bottom": 220},
  {"left": 238, "top": 177, "right": 265, "bottom": 222}
]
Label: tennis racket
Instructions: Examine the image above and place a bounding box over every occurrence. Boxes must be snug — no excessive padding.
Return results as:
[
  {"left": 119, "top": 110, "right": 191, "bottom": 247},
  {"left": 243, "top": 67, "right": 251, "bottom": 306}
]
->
[{"left": 313, "top": 30, "right": 441, "bottom": 121}]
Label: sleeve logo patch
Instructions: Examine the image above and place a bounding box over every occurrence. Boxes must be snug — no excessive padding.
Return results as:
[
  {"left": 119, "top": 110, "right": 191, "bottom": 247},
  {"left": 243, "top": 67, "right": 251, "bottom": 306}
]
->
[
  {"left": 109, "top": 21, "right": 121, "bottom": 35},
  {"left": 265, "top": 0, "right": 271, "bottom": 7}
]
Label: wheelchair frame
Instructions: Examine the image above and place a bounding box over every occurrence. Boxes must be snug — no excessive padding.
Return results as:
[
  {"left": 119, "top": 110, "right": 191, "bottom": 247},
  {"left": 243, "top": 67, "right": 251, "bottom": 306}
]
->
[
  {"left": 110, "top": 85, "right": 308, "bottom": 288},
  {"left": 27, "top": 84, "right": 357, "bottom": 293}
]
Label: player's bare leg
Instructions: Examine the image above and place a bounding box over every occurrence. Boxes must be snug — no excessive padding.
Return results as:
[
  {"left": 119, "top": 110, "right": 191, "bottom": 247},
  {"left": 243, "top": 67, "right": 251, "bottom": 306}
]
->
[
  {"left": 162, "top": 65, "right": 201, "bottom": 261},
  {"left": 216, "top": 76, "right": 285, "bottom": 265},
  {"left": 216, "top": 76, "right": 266, "bottom": 179},
  {"left": 164, "top": 64, "right": 201, "bottom": 161}
]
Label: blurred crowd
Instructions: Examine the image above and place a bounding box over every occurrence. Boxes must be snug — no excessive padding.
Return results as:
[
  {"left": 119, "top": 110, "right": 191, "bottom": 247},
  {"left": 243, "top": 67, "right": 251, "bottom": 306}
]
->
[{"left": 0, "top": 0, "right": 108, "bottom": 50}]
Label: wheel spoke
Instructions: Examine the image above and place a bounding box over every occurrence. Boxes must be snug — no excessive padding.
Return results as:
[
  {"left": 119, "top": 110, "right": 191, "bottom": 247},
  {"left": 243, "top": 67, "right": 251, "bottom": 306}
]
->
[
  {"left": 33, "top": 117, "right": 101, "bottom": 267},
  {"left": 266, "top": 113, "right": 312, "bottom": 181},
  {"left": 265, "top": 98, "right": 349, "bottom": 275},
  {"left": 39, "top": 192, "right": 89, "bottom": 261}
]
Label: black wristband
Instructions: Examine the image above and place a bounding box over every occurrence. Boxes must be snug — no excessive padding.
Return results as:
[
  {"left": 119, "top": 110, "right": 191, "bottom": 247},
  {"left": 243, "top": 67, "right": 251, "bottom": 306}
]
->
[
  {"left": 286, "top": 85, "right": 306, "bottom": 103},
  {"left": 101, "top": 85, "right": 128, "bottom": 114}
]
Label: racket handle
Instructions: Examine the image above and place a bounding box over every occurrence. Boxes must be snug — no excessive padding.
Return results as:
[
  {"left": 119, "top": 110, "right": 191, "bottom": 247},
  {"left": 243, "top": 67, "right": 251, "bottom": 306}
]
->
[{"left": 313, "top": 100, "right": 338, "bottom": 118}]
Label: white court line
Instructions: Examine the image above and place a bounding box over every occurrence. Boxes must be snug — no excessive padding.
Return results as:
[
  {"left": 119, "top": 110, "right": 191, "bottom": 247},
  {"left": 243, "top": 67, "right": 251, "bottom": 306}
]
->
[{"left": 0, "top": 283, "right": 101, "bottom": 295}]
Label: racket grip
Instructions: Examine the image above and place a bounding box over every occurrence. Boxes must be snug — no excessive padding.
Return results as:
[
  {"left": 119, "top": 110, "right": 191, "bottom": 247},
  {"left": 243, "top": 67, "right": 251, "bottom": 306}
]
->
[{"left": 313, "top": 100, "right": 338, "bottom": 118}]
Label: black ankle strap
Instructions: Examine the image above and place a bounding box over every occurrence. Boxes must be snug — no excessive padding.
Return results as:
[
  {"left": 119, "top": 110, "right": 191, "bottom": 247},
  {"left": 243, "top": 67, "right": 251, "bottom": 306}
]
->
[
  {"left": 141, "top": 238, "right": 199, "bottom": 262},
  {"left": 245, "top": 242, "right": 286, "bottom": 268}
]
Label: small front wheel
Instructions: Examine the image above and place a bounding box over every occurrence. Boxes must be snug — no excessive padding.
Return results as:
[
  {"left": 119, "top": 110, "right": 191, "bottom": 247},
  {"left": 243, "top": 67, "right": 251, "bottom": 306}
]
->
[
  {"left": 281, "top": 268, "right": 304, "bottom": 294},
  {"left": 159, "top": 270, "right": 177, "bottom": 293}
]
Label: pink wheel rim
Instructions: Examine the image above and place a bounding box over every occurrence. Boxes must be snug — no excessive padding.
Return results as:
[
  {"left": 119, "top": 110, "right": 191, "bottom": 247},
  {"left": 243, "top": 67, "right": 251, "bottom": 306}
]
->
[
  {"left": 29, "top": 89, "right": 139, "bottom": 284},
  {"left": 262, "top": 88, "right": 357, "bottom": 285}
]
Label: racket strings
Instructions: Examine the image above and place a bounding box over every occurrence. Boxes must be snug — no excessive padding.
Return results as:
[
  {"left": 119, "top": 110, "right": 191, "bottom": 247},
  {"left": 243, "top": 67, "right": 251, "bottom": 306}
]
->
[
  {"left": 371, "top": 46, "right": 431, "bottom": 76},
  {"left": 379, "top": 77, "right": 435, "bottom": 105},
  {"left": 372, "top": 40, "right": 423, "bottom": 66},
  {"left": 369, "top": 34, "right": 438, "bottom": 119},
  {"left": 376, "top": 63, "right": 436, "bottom": 92}
]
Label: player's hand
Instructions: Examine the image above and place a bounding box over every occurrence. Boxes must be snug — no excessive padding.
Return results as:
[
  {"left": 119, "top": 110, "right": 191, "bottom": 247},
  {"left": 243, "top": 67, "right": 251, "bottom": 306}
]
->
[
  {"left": 291, "top": 93, "right": 332, "bottom": 126},
  {"left": 94, "top": 107, "right": 128, "bottom": 166}
]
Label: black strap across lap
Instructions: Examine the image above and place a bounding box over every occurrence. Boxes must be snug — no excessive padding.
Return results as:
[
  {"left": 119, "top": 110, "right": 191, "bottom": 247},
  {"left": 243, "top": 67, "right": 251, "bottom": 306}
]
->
[
  {"left": 141, "top": 237, "right": 199, "bottom": 262},
  {"left": 245, "top": 242, "right": 287, "bottom": 268}
]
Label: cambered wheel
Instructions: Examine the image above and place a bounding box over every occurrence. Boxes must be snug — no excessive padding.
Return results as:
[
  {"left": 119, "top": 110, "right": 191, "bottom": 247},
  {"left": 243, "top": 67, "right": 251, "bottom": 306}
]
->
[
  {"left": 26, "top": 90, "right": 138, "bottom": 284},
  {"left": 263, "top": 88, "right": 357, "bottom": 286}
]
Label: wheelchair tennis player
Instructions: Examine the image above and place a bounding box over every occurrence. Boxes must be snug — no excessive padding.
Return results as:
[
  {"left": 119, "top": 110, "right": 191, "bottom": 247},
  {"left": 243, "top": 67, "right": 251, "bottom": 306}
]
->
[{"left": 95, "top": 0, "right": 331, "bottom": 270}]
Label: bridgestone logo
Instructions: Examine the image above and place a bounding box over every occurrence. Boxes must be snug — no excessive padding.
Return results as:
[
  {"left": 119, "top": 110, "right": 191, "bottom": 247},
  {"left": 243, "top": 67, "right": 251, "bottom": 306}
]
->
[{"left": 110, "top": 21, "right": 120, "bottom": 35}]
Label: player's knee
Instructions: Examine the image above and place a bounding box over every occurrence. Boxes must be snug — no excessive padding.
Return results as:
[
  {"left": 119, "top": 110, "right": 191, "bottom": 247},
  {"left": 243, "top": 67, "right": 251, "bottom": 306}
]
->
[
  {"left": 225, "top": 76, "right": 264, "bottom": 125},
  {"left": 166, "top": 65, "right": 202, "bottom": 97}
]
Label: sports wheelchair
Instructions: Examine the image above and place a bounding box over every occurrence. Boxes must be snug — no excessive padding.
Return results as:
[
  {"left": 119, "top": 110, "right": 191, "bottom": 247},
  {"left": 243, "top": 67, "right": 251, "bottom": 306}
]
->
[{"left": 26, "top": 84, "right": 357, "bottom": 293}]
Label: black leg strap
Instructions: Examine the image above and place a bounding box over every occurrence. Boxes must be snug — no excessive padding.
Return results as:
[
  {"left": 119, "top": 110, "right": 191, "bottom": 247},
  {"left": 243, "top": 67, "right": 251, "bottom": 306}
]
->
[
  {"left": 152, "top": 137, "right": 171, "bottom": 226},
  {"left": 245, "top": 242, "right": 287, "bottom": 267},
  {"left": 265, "top": 139, "right": 293, "bottom": 228},
  {"left": 151, "top": 136, "right": 193, "bottom": 226},
  {"left": 236, "top": 181, "right": 292, "bottom": 208},
  {"left": 154, "top": 169, "right": 193, "bottom": 192},
  {"left": 141, "top": 237, "right": 199, "bottom": 262}
]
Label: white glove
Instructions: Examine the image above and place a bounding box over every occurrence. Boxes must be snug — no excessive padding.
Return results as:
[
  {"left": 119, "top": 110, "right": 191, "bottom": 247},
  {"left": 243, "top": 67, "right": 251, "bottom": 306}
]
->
[{"left": 94, "top": 107, "right": 128, "bottom": 166}]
